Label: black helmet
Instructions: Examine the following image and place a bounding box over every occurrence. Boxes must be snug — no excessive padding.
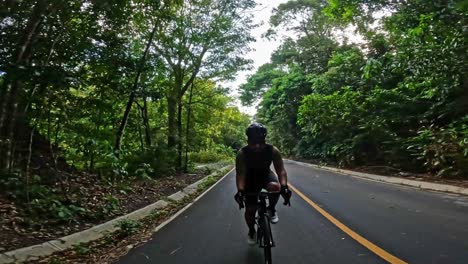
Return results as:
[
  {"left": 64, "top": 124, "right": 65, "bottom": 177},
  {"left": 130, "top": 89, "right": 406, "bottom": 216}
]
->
[{"left": 246, "top": 122, "right": 267, "bottom": 143}]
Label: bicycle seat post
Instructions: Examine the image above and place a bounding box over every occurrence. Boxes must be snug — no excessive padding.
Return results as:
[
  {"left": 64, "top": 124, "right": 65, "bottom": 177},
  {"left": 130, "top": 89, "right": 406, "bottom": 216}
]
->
[{"left": 258, "top": 190, "right": 268, "bottom": 214}]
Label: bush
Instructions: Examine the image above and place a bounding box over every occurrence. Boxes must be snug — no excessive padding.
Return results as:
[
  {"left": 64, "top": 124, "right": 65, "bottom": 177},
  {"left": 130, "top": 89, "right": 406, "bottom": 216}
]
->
[
  {"left": 297, "top": 89, "right": 364, "bottom": 165},
  {"left": 0, "top": 173, "right": 88, "bottom": 222},
  {"left": 188, "top": 144, "right": 235, "bottom": 163},
  {"left": 100, "top": 195, "right": 122, "bottom": 216},
  {"left": 124, "top": 144, "right": 177, "bottom": 177},
  {"left": 116, "top": 219, "right": 141, "bottom": 237},
  {"left": 406, "top": 118, "right": 468, "bottom": 177},
  {"left": 72, "top": 243, "right": 92, "bottom": 255},
  {"left": 29, "top": 197, "right": 87, "bottom": 222}
]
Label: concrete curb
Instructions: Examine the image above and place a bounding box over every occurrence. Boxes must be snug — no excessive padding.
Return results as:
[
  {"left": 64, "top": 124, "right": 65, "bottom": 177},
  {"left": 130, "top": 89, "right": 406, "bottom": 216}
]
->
[
  {"left": 285, "top": 159, "right": 468, "bottom": 196},
  {"left": 0, "top": 165, "right": 233, "bottom": 264}
]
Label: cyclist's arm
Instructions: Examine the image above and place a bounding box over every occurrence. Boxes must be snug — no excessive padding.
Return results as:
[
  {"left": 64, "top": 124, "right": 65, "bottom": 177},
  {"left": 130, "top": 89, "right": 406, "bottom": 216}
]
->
[
  {"left": 272, "top": 147, "right": 288, "bottom": 186},
  {"left": 235, "top": 150, "right": 246, "bottom": 192}
]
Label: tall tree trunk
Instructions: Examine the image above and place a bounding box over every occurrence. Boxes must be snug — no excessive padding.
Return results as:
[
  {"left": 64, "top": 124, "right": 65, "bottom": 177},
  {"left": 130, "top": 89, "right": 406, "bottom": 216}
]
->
[
  {"left": 0, "top": 78, "right": 11, "bottom": 131},
  {"left": 167, "top": 93, "right": 178, "bottom": 148},
  {"left": 142, "top": 97, "right": 152, "bottom": 147},
  {"left": 91, "top": 107, "right": 103, "bottom": 173},
  {"left": 168, "top": 73, "right": 183, "bottom": 149},
  {"left": 115, "top": 92, "right": 136, "bottom": 153},
  {"left": 47, "top": 97, "right": 52, "bottom": 141},
  {"left": 0, "top": 0, "right": 48, "bottom": 170},
  {"left": 137, "top": 117, "right": 145, "bottom": 152},
  {"left": 23, "top": 30, "right": 63, "bottom": 115},
  {"left": 114, "top": 23, "right": 158, "bottom": 154},
  {"left": 184, "top": 83, "right": 194, "bottom": 172},
  {"left": 25, "top": 126, "right": 35, "bottom": 211},
  {"left": 177, "top": 95, "right": 183, "bottom": 169},
  {"left": 3, "top": 81, "right": 21, "bottom": 171},
  {"left": 164, "top": 46, "right": 207, "bottom": 167},
  {"left": 0, "top": 0, "right": 46, "bottom": 127}
]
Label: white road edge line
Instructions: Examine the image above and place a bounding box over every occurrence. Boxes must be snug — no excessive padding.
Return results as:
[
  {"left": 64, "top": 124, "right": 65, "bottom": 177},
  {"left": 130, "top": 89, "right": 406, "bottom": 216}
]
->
[{"left": 152, "top": 167, "right": 234, "bottom": 233}]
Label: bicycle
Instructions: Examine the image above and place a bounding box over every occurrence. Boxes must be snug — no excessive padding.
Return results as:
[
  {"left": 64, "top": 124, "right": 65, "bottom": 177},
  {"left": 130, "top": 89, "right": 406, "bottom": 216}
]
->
[{"left": 239, "top": 190, "right": 279, "bottom": 264}]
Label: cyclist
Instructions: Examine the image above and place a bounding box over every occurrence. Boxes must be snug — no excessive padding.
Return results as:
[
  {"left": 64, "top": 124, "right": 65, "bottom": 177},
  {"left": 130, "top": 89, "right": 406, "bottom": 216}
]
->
[{"left": 234, "top": 122, "right": 292, "bottom": 244}]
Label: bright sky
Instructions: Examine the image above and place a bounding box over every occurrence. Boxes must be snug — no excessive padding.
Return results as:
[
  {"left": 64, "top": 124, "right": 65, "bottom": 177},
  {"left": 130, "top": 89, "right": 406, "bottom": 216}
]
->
[
  {"left": 226, "top": 0, "right": 376, "bottom": 116},
  {"left": 225, "top": 0, "right": 289, "bottom": 116}
]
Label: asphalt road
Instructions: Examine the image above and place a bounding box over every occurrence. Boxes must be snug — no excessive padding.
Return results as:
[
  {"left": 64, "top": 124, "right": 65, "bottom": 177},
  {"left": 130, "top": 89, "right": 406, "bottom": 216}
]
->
[{"left": 117, "top": 160, "right": 468, "bottom": 264}]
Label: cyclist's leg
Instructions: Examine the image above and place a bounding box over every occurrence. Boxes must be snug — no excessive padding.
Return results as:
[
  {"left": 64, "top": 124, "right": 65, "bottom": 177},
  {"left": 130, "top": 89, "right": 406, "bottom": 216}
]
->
[
  {"left": 264, "top": 170, "right": 280, "bottom": 211},
  {"left": 245, "top": 177, "right": 261, "bottom": 235},
  {"left": 245, "top": 202, "right": 257, "bottom": 234}
]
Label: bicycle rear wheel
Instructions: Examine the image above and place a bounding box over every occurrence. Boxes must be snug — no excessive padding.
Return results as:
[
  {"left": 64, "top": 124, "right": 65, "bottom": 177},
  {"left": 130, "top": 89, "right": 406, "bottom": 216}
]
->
[{"left": 264, "top": 246, "right": 272, "bottom": 264}]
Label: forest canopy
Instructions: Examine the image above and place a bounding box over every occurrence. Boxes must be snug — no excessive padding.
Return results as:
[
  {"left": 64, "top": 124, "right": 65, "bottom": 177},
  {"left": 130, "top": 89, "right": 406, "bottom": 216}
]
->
[
  {"left": 0, "top": 1, "right": 258, "bottom": 246},
  {"left": 240, "top": 0, "right": 468, "bottom": 177},
  {"left": 0, "top": 0, "right": 255, "bottom": 177}
]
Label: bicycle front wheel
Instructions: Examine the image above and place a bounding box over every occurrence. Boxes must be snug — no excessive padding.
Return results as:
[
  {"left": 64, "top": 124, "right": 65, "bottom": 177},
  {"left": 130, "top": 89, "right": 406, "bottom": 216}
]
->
[{"left": 261, "top": 215, "right": 273, "bottom": 264}]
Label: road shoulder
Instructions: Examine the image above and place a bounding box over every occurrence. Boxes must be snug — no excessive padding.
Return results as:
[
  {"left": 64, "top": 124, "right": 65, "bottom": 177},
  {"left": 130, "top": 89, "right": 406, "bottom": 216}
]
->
[{"left": 285, "top": 159, "right": 468, "bottom": 196}]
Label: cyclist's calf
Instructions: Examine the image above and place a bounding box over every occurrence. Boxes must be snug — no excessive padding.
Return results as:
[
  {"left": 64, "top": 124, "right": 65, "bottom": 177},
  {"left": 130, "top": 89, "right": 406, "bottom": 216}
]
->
[{"left": 245, "top": 204, "right": 257, "bottom": 232}]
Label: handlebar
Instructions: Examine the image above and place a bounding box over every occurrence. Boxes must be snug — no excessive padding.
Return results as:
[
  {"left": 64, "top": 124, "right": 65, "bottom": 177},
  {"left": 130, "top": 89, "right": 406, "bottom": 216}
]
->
[
  {"left": 234, "top": 190, "right": 290, "bottom": 209},
  {"left": 242, "top": 191, "right": 280, "bottom": 197}
]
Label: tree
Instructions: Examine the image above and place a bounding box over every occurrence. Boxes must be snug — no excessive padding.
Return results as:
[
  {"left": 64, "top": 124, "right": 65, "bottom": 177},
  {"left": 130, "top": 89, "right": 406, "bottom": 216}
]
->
[
  {"left": 0, "top": 0, "right": 136, "bottom": 171},
  {"left": 152, "top": 0, "right": 256, "bottom": 168},
  {"left": 114, "top": 1, "right": 173, "bottom": 153},
  {"left": 268, "top": 0, "right": 332, "bottom": 38},
  {"left": 240, "top": 0, "right": 468, "bottom": 177},
  {"left": 0, "top": 0, "right": 257, "bottom": 229},
  {"left": 239, "top": 63, "right": 285, "bottom": 105},
  {"left": 257, "top": 66, "right": 312, "bottom": 154}
]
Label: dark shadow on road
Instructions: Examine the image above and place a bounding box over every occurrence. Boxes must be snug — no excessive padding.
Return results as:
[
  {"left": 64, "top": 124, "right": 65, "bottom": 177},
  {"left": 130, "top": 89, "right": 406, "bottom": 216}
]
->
[{"left": 244, "top": 246, "right": 264, "bottom": 264}]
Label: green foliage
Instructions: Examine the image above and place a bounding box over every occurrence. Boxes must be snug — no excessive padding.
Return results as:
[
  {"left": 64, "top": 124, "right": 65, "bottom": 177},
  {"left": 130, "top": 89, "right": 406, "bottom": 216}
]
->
[
  {"left": 256, "top": 67, "right": 313, "bottom": 155},
  {"left": 134, "top": 163, "right": 154, "bottom": 181},
  {"left": 239, "top": 64, "right": 285, "bottom": 105},
  {"left": 124, "top": 144, "right": 177, "bottom": 177},
  {"left": 189, "top": 145, "right": 235, "bottom": 163},
  {"left": 0, "top": 171, "right": 33, "bottom": 199},
  {"left": 28, "top": 197, "right": 87, "bottom": 223},
  {"left": 0, "top": 0, "right": 257, "bottom": 241},
  {"left": 116, "top": 219, "right": 141, "bottom": 237},
  {"left": 0, "top": 0, "right": 252, "bottom": 187},
  {"left": 269, "top": 0, "right": 333, "bottom": 38},
  {"left": 72, "top": 243, "right": 92, "bottom": 256},
  {"left": 111, "top": 154, "right": 129, "bottom": 179},
  {"left": 197, "top": 175, "right": 217, "bottom": 191},
  {"left": 405, "top": 118, "right": 468, "bottom": 177},
  {"left": 52, "top": 201, "right": 87, "bottom": 221},
  {"left": 48, "top": 258, "right": 66, "bottom": 264},
  {"left": 241, "top": 0, "right": 468, "bottom": 177},
  {"left": 99, "top": 195, "right": 122, "bottom": 217},
  {"left": 298, "top": 88, "right": 363, "bottom": 164},
  {"left": 0, "top": 173, "right": 89, "bottom": 222}
]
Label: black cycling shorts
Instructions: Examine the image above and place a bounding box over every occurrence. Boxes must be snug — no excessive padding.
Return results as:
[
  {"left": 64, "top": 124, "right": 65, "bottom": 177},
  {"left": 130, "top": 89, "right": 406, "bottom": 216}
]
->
[{"left": 245, "top": 170, "right": 279, "bottom": 205}]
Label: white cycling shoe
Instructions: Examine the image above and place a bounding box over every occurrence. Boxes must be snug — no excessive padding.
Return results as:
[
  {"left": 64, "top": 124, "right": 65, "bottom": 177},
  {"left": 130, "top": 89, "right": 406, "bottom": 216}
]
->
[{"left": 268, "top": 209, "right": 279, "bottom": 224}]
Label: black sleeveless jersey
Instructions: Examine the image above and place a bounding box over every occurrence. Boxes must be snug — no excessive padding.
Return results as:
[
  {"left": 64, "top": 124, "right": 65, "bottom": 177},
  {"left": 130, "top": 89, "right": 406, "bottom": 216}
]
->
[{"left": 241, "top": 144, "right": 274, "bottom": 177}]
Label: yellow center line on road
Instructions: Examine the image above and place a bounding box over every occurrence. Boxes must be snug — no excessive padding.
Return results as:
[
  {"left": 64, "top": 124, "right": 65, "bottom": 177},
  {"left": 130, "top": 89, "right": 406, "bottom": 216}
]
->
[{"left": 288, "top": 183, "right": 408, "bottom": 264}]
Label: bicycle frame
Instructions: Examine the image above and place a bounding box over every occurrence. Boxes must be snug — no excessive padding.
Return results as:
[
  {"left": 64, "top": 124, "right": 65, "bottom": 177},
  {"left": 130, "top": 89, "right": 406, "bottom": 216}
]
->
[
  {"left": 243, "top": 190, "right": 278, "bottom": 264},
  {"left": 256, "top": 192, "right": 275, "bottom": 248}
]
